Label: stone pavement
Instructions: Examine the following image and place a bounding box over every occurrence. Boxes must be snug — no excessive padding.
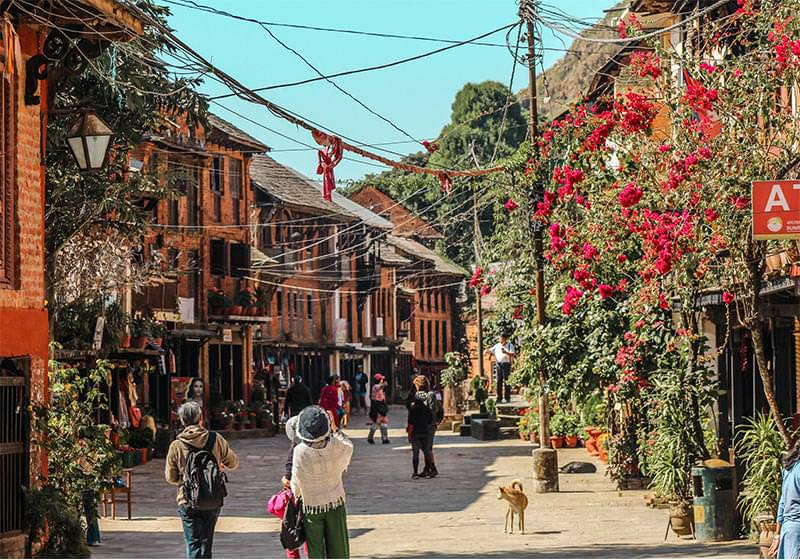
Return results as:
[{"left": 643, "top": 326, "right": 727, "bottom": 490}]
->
[{"left": 95, "top": 408, "right": 755, "bottom": 558}]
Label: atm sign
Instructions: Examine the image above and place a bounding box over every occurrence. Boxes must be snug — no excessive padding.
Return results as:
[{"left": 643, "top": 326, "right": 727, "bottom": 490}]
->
[{"left": 752, "top": 180, "right": 800, "bottom": 240}]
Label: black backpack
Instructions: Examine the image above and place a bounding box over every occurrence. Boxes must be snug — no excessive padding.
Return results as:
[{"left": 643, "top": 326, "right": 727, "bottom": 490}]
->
[
  {"left": 182, "top": 431, "right": 228, "bottom": 511},
  {"left": 280, "top": 497, "right": 306, "bottom": 550}
]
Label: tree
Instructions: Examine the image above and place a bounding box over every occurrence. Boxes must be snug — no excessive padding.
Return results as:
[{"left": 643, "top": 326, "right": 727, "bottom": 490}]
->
[
  {"left": 45, "top": 1, "right": 207, "bottom": 331},
  {"left": 350, "top": 80, "right": 526, "bottom": 268}
]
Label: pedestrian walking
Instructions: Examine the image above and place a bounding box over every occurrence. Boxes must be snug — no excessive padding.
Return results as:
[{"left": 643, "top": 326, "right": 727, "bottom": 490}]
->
[
  {"left": 165, "top": 401, "right": 239, "bottom": 559},
  {"left": 407, "top": 396, "right": 434, "bottom": 479},
  {"left": 286, "top": 375, "right": 313, "bottom": 419},
  {"left": 772, "top": 438, "right": 800, "bottom": 558},
  {"left": 485, "top": 333, "right": 515, "bottom": 403},
  {"left": 339, "top": 380, "right": 352, "bottom": 428},
  {"left": 291, "top": 406, "right": 354, "bottom": 559},
  {"left": 353, "top": 368, "right": 368, "bottom": 414},
  {"left": 273, "top": 415, "right": 306, "bottom": 559},
  {"left": 367, "top": 373, "right": 390, "bottom": 444},
  {"left": 406, "top": 375, "right": 441, "bottom": 478},
  {"left": 318, "top": 376, "right": 341, "bottom": 428}
]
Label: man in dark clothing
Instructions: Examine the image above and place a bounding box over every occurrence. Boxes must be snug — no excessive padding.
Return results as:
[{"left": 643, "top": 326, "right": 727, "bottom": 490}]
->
[
  {"left": 285, "top": 375, "right": 312, "bottom": 419},
  {"left": 407, "top": 397, "right": 434, "bottom": 478}
]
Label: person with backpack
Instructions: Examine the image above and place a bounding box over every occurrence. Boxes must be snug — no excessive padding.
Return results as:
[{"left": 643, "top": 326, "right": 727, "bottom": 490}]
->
[
  {"left": 406, "top": 375, "right": 441, "bottom": 478},
  {"left": 291, "top": 405, "right": 353, "bottom": 558},
  {"left": 406, "top": 396, "right": 434, "bottom": 479},
  {"left": 165, "top": 401, "right": 239, "bottom": 559}
]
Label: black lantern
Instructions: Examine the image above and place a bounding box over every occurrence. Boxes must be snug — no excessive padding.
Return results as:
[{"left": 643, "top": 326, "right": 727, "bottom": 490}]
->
[{"left": 65, "top": 111, "right": 113, "bottom": 171}]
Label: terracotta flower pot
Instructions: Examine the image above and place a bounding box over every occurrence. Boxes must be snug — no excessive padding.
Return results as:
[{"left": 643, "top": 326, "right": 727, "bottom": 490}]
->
[
  {"left": 120, "top": 334, "right": 132, "bottom": 348},
  {"left": 153, "top": 337, "right": 163, "bottom": 347},
  {"left": 134, "top": 336, "right": 148, "bottom": 349},
  {"left": 759, "top": 521, "right": 778, "bottom": 558},
  {"left": 565, "top": 435, "right": 579, "bottom": 448},
  {"left": 669, "top": 504, "right": 694, "bottom": 536},
  {"left": 530, "top": 432, "right": 539, "bottom": 444},
  {"left": 139, "top": 448, "right": 149, "bottom": 465},
  {"left": 230, "top": 306, "right": 244, "bottom": 316},
  {"left": 550, "top": 436, "right": 564, "bottom": 449}
]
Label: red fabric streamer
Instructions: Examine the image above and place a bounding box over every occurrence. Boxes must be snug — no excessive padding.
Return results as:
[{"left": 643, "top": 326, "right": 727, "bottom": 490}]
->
[
  {"left": 439, "top": 173, "right": 452, "bottom": 195},
  {"left": 422, "top": 140, "right": 439, "bottom": 154},
  {"left": 313, "top": 130, "right": 343, "bottom": 201}
]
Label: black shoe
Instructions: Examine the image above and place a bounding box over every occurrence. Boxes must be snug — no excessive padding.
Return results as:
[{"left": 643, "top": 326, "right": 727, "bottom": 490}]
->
[
  {"left": 382, "top": 439, "right": 391, "bottom": 444},
  {"left": 426, "top": 466, "right": 439, "bottom": 478},
  {"left": 412, "top": 472, "right": 421, "bottom": 479},
  {"left": 367, "top": 438, "right": 375, "bottom": 444}
]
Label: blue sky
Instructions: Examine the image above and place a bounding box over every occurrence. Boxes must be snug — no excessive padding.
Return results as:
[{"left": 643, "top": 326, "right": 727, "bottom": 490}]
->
[{"left": 165, "top": 0, "right": 619, "bottom": 181}]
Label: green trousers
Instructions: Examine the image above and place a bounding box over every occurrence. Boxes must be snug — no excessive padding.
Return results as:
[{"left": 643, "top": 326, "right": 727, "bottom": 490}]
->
[{"left": 303, "top": 504, "right": 349, "bottom": 559}]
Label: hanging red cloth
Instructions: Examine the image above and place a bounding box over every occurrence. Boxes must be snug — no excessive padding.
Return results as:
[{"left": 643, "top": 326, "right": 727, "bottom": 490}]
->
[
  {"left": 439, "top": 173, "right": 452, "bottom": 195},
  {"left": 312, "top": 130, "right": 343, "bottom": 202}
]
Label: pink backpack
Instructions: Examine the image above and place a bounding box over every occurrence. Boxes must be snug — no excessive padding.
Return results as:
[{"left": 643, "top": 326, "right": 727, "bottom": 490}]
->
[{"left": 267, "top": 488, "right": 292, "bottom": 519}]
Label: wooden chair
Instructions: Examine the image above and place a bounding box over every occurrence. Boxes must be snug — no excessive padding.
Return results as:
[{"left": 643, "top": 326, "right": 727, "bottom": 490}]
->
[{"left": 101, "top": 469, "right": 132, "bottom": 520}]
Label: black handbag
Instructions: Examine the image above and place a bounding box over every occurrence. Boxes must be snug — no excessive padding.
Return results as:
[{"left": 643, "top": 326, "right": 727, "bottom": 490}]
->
[{"left": 280, "top": 497, "right": 306, "bottom": 550}]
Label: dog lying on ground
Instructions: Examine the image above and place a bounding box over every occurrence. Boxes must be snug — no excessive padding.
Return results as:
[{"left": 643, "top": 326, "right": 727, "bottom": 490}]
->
[
  {"left": 559, "top": 461, "right": 597, "bottom": 474},
  {"left": 497, "top": 479, "right": 528, "bottom": 534}
]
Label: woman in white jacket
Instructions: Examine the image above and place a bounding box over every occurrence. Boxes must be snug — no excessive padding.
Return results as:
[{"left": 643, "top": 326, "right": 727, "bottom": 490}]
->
[{"left": 291, "top": 405, "right": 354, "bottom": 558}]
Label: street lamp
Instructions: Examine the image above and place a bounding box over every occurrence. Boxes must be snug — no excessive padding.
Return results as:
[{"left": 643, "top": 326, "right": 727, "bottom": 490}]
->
[{"left": 65, "top": 111, "right": 113, "bottom": 171}]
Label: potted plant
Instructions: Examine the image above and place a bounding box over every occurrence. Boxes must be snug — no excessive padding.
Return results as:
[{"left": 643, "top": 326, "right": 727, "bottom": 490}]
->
[
  {"left": 517, "top": 411, "right": 531, "bottom": 441},
  {"left": 233, "top": 287, "right": 257, "bottom": 316},
  {"left": 735, "top": 413, "right": 785, "bottom": 544},
  {"left": 485, "top": 396, "right": 497, "bottom": 419},
  {"left": 256, "top": 408, "right": 273, "bottom": 430},
  {"left": 549, "top": 411, "right": 567, "bottom": 449},
  {"left": 130, "top": 316, "right": 149, "bottom": 348},
  {"left": 563, "top": 413, "right": 580, "bottom": 448},
  {"left": 208, "top": 287, "right": 228, "bottom": 316},
  {"left": 469, "top": 374, "right": 488, "bottom": 415},
  {"left": 151, "top": 320, "right": 166, "bottom": 346}
]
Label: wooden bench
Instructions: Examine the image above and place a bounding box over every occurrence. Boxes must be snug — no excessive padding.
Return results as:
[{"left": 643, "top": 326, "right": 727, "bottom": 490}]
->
[{"left": 101, "top": 469, "right": 132, "bottom": 520}]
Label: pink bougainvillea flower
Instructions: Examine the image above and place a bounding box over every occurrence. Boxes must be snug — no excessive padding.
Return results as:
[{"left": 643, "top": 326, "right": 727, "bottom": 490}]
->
[
  {"left": 512, "top": 305, "right": 523, "bottom": 320},
  {"left": 598, "top": 284, "right": 614, "bottom": 299},
  {"left": 658, "top": 144, "right": 672, "bottom": 153},
  {"left": 480, "top": 284, "right": 492, "bottom": 297},
  {"left": 722, "top": 292, "right": 735, "bottom": 304},
  {"left": 617, "top": 92, "right": 657, "bottom": 134},
  {"left": 630, "top": 50, "right": 661, "bottom": 79},
  {"left": 617, "top": 254, "right": 628, "bottom": 263},
  {"left": 699, "top": 61, "right": 717, "bottom": 73},
  {"left": 618, "top": 182, "right": 644, "bottom": 208},
  {"left": 504, "top": 198, "right": 518, "bottom": 212},
  {"left": 562, "top": 286, "right": 584, "bottom": 315},
  {"left": 704, "top": 208, "right": 719, "bottom": 223},
  {"left": 468, "top": 267, "right": 482, "bottom": 288},
  {"left": 582, "top": 242, "right": 599, "bottom": 261}
]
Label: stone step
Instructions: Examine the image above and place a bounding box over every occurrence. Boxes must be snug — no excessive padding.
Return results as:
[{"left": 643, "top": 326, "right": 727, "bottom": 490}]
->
[
  {"left": 497, "top": 414, "right": 522, "bottom": 428},
  {"left": 498, "top": 426, "right": 519, "bottom": 439}
]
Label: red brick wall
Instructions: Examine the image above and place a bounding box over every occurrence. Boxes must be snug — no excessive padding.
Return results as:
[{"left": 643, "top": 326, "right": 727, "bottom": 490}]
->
[{"left": 408, "top": 281, "right": 454, "bottom": 362}]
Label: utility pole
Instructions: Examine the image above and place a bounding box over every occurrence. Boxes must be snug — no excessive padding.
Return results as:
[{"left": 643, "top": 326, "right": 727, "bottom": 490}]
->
[
  {"left": 472, "top": 178, "right": 485, "bottom": 380},
  {"left": 522, "top": 0, "right": 559, "bottom": 493}
]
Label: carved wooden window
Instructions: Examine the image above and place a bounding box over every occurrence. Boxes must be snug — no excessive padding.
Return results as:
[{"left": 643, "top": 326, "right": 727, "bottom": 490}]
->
[{"left": 0, "top": 74, "right": 16, "bottom": 287}]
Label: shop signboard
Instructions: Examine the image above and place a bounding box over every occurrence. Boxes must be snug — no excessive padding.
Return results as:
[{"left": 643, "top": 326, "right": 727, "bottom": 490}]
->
[{"left": 752, "top": 180, "right": 800, "bottom": 239}]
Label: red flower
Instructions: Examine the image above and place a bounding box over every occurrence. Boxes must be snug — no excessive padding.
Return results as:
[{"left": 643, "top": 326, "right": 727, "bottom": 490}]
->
[
  {"left": 722, "top": 292, "right": 735, "bottom": 304},
  {"left": 562, "top": 286, "right": 584, "bottom": 315},
  {"left": 630, "top": 51, "right": 661, "bottom": 79},
  {"left": 617, "top": 92, "right": 657, "bottom": 133},
  {"left": 598, "top": 284, "right": 614, "bottom": 299},
  {"left": 512, "top": 305, "right": 523, "bottom": 320},
  {"left": 704, "top": 208, "right": 719, "bottom": 223},
  {"left": 422, "top": 140, "right": 439, "bottom": 153},
  {"left": 469, "top": 267, "right": 482, "bottom": 289},
  {"left": 480, "top": 284, "right": 492, "bottom": 297},
  {"left": 699, "top": 61, "right": 717, "bottom": 73},
  {"left": 582, "top": 243, "right": 599, "bottom": 261},
  {"left": 504, "top": 198, "right": 518, "bottom": 212},
  {"left": 617, "top": 254, "right": 628, "bottom": 263},
  {"left": 618, "top": 182, "right": 643, "bottom": 208}
]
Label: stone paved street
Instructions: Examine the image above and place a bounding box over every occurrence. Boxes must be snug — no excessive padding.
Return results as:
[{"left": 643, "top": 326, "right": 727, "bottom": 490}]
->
[{"left": 94, "top": 409, "right": 754, "bottom": 558}]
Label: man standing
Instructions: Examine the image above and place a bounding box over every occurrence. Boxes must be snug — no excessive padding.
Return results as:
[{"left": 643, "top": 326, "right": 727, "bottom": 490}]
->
[
  {"left": 285, "top": 375, "right": 313, "bottom": 419},
  {"left": 486, "top": 334, "right": 515, "bottom": 403},
  {"left": 165, "top": 401, "right": 239, "bottom": 558}
]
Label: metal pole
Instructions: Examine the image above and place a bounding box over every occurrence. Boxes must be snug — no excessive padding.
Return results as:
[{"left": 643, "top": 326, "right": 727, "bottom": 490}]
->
[{"left": 472, "top": 180, "right": 485, "bottom": 379}]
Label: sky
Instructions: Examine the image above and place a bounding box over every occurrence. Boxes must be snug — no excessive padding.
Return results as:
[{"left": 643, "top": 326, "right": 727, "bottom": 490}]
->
[{"left": 164, "top": 0, "right": 620, "bottom": 182}]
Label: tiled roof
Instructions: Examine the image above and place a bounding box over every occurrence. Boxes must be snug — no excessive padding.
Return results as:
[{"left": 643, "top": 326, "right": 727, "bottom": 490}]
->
[
  {"left": 387, "top": 235, "right": 467, "bottom": 276},
  {"left": 327, "top": 190, "right": 394, "bottom": 230},
  {"left": 250, "top": 154, "right": 357, "bottom": 219},
  {"left": 378, "top": 241, "right": 412, "bottom": 265},
  {"left": 207, "top": 114, "right": 269, "bottom": 153}
]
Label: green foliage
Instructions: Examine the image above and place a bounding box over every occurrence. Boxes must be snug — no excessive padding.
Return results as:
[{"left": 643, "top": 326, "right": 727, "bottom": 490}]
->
[
  {"left": 32, "top": 358, "right": 120, "bottom": 515},
  {"left": 440, "top": 351, "right": 469, "bottom": 388},
  {"left": 128, "top": 427, "right": 155, "bottom": 449},
  {"left": 25, "top": 486, "right": 89, "bottom": 559},
  {"left": 735, "top": 413, "right": 786, "bottom": 530},
  {"left": 469, "top": 374, "right": 487, "bottom": 403},
  {"left": 485, "top": 396, "right": 497, "bottom": 417}
]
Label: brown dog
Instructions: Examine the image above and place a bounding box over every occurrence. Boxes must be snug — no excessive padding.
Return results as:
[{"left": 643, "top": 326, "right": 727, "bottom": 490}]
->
[{"left": 497, "top": 479, "right": 528, "bottom": 534}]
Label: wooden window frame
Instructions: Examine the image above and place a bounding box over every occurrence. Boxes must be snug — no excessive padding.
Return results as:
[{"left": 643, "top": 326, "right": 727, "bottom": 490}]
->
[{"left": 0, "top": 74, "right": 17, "bottom": 287}]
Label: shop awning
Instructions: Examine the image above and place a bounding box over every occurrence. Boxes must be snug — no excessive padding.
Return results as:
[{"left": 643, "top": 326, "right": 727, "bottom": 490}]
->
[{"left": 170, "top": 328, "right": 218, "bottom": 340}]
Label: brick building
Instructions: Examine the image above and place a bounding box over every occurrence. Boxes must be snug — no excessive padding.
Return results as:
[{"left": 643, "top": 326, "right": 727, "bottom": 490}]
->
[
  {"left": 131, "top": 113, "right": 268, "bottom": 424},
  {"left": 348, "top": 184, "right": 443, "bottom": 246},
  {"left": 0, "top": 2, "right": 142, "bottom": 556}
]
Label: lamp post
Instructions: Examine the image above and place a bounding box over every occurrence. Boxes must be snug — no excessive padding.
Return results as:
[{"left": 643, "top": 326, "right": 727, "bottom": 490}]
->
[{"left": 65, "top": 111, "right": 113, "bottom": 171}]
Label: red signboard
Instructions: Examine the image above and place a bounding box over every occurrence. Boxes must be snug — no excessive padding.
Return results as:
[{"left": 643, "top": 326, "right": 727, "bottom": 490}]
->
[{"left": 752, "top": 180, "right": 800, "bottom": 239}]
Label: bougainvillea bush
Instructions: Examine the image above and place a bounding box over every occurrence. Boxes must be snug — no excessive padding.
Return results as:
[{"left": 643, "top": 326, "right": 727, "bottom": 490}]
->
[{"left": 480, "top": 0, "right": 800, "bottom": 488}]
